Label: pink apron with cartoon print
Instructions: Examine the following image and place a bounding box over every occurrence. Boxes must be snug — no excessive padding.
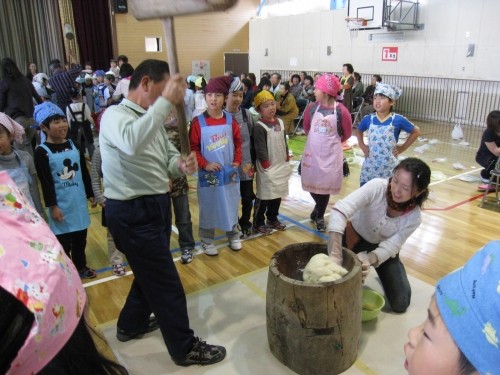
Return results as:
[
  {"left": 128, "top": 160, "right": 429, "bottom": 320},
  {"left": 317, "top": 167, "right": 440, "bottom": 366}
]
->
[{"left": 301, "top": 104, "right": 343, "bottom": 195}]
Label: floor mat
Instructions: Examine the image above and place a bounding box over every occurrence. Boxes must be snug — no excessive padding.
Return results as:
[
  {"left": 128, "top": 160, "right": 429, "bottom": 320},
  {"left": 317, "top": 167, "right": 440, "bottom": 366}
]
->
[{"left": 101, "top": 268, "right": 433, "bottom": 375}]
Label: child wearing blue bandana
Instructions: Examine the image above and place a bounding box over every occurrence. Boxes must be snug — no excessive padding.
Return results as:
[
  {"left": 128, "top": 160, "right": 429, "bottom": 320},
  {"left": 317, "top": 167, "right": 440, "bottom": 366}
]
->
[
  {"left": 404, "top": 240, "right": 500, "bottom": 375},
  {"left": 356, "top": 83, "right": 420, "bottom": 186}
]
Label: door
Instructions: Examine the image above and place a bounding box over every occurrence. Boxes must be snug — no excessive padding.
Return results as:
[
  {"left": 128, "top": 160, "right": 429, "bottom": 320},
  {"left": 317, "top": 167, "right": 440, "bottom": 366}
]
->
[{"left": 224, "top": 52, "right": 249, "bottom": 76}]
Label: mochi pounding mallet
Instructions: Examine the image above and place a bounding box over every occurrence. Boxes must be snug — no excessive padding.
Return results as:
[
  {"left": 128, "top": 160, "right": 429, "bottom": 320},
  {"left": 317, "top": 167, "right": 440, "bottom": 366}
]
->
[{"left": 128, "top": 0, "right": 239, "bottom": 156}]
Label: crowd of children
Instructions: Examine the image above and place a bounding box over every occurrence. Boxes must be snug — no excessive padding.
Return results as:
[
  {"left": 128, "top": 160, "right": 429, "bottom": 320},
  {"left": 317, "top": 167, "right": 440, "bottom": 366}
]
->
[{"left": 1, "top": 57, "right": 497, "bottom": 288}]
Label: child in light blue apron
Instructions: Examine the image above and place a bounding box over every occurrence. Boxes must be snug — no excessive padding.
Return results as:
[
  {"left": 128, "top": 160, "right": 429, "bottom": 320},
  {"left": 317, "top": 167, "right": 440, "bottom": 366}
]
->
[
  {"left": 356, "top": 83, "right": 420, "bottom": 186},
  {"left": 0, "top": 112, "right": 45, "bottom": 217},
  {"left": 33, "top": 102, "right": 96, "bottom": 279},
  {"left": 189, "top": 76, "right": 242, "bottom": 256}
]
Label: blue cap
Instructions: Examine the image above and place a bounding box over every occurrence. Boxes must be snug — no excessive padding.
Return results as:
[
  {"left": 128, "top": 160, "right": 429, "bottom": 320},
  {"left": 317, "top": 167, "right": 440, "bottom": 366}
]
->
[
  {"left": 435, "top": 240, "right": 500, "bottom": 375},
  {"left": 34, "top": 102, "right": 65, "bottom": 125},
  {"left": 95, "top": 70, "right": 105, "bottom": 77}
]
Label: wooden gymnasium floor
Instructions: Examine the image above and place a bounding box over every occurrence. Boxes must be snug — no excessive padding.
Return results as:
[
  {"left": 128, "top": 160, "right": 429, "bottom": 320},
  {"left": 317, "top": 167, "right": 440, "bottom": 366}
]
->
[{"left": 83, "top": 119, "right": 499, "bottom": 356}]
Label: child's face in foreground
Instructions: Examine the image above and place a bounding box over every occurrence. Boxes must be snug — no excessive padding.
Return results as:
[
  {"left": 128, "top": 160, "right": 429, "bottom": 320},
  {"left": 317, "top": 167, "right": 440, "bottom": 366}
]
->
[
  {"left": 226, "top": 91, "right": 243, "bottom": 111},
  {"left": 258, "top": 100, "right": 276, "bottom": 121},
  {"left": 43, "top": 118, "right": 68, "bottom": 143},
  {"left": 205, "top": 93, "right": 225, "bottom": 113},
  {"left": 0, "top": 128, "right": 13, "bottom": 155},
  {"left": 404, "top": 295, "right": 461, "bottom": 375}
]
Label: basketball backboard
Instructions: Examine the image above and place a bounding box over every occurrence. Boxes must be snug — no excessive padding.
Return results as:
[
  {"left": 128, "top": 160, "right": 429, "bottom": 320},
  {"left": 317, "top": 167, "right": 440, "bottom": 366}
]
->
[{"left": 347, "top": 0, "right": 385, "bottom": 29}]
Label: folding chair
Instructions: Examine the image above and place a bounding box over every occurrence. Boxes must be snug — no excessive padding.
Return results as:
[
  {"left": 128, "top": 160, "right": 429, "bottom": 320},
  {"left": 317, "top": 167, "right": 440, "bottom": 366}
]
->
[
  {"left": 480, "top": 156, "right": 500, "bottom": 208},
  {"left": 292, "top": 99, "right": 309, "bottom": 136},
  {"left": 351, "top": 97, "right": 364, "bottom": 125}
]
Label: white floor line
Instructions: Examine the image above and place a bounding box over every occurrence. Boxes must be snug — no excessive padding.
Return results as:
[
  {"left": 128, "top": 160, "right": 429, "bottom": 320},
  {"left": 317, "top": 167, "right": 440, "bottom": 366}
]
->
[{"left": 83, "top": 215, "right": 326, "bottom": 288}]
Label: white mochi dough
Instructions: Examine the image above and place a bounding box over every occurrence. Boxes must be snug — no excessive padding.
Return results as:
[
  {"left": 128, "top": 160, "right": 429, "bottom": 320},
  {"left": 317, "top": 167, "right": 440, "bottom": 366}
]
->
[{"left": 303, "top": 253, "right": 348, "bottom": 283}]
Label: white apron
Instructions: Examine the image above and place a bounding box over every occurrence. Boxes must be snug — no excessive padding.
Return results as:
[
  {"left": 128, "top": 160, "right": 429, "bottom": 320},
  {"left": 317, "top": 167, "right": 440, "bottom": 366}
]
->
[{"left": 255, "top": 118, "right": 291, "bottom": 200}]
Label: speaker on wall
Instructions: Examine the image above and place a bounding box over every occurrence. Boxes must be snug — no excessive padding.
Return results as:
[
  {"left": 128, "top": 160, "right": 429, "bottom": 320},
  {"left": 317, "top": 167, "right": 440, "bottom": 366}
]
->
[{"left": 114, "top": 0, "right": 128, "bottom": 13}]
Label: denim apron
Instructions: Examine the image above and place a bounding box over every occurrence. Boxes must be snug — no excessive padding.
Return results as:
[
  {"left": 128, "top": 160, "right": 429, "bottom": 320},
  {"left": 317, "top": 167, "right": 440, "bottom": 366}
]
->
[
  {"left": 360, "top": 114, "right": 398, "bottom": 185},
  {"left": 197, "top": 113, "right": 240, "bottom": 231},
  {"left": 3, "top": 151, "right": 35, "bottom": 207},
  {"left": 301, "top": 103, "right": 343, "bottom": 195},
  {"left": 39, "top": 140, "right": 90, "bottom": 235}
]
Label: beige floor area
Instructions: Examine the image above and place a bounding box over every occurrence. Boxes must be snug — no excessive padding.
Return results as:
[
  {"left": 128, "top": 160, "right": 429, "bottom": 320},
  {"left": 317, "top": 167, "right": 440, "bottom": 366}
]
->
[{"left": 101, "top": 267, "right": 433, "bottom": 375}]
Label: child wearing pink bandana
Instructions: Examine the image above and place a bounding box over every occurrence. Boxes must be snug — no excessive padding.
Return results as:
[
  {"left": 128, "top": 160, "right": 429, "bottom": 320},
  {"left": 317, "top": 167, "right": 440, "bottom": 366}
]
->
[{"left": 0, "top": 171, "right": 127, "bottom": 374}]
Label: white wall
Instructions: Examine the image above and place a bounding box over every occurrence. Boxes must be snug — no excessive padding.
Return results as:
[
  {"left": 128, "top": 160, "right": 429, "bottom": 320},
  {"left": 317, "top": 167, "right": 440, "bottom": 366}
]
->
[{"left": 249, "top": 0, "right": 500, "bottom": 80}]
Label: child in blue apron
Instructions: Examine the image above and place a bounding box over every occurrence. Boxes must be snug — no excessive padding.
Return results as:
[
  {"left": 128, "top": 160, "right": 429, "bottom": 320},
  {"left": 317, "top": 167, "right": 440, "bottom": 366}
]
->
[
  {"left": 189, "top": 76, "right": 242, "bottom": 256},
  {"left": 0, "top": 112, "right": 45, "bottom": 217},
  {"left": 356, "top": 83, "right": 420, "bottom": 186},
  {"left": 33, "top": 102, "right": 97, "bottom": 279}
]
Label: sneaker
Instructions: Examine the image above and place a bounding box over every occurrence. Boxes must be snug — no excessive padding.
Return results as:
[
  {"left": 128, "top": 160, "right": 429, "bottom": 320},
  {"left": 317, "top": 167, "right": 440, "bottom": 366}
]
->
[
  {"left": 116, "top": 316, "right": 160, "bottom": 342},
  {"left": 240, "top": 227, "right": 253, "bottom": 238},
  {"left": 201, "top": 243, "right": 218, "bottom": 256},
  {"left": 181, "top": 248, "right": 194, "bottom": 264},
  {"left": 253, "top": 225, "right": 272, "bottom": 235},
  {"left": 267, "top": 220, "right": 286, "bottom": 231},
  {"left": 481, "top": 177, "right": 491, "bottom": 184},
  {"left": 478, "top": 183, "right": 495, "bottom": 192},
  {"left": 229, "top": 239, "right": 242, "bottom": 251},
  {"left": 295, "top": 129, "right": 305, "bottom": 135},
  {"left": 315, "top": 219, "right": 326, "bottom": 232},
  {"left": 78, "top": 267, "right": 96, "bottom": 279},
  {"left": 174, "top": 337, "right": 226, "bottom": 367},
  {"left": 112, "top": 263, "right": 126, "bottom": 276}
]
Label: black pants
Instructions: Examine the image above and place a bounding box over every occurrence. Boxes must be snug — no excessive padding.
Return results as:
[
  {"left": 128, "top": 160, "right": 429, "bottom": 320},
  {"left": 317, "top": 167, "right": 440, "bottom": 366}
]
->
[
  {"left": 56, "top": 229, "right": 88, "bottom": 271},
  {"left": 239, "top": 180, "right": 256, "bottom": 230},
  {"left": 342, "top": 233, "right": 411, "bottom": 313},
  {"left": 253, "top": 197, "right": 281, "bottom": 227},
  {"left": 106, "top": 194, "right": 195, "bottom": 360},
  {"left": 310, "top": 193, "right": 330, "bottom": 219},
  {"left": 476, "top": 154, "right": 498, "bottom": 180}
]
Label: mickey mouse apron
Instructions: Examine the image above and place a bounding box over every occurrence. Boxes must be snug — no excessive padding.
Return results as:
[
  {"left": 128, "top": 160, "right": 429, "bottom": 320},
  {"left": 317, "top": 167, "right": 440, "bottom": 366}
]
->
[
  {"left": 197, "top": 114, "right": 240, "bottom": 231},
  {"left": 301, "top": 104, "right": 343, "bottom": 195},
  {"left": 39, "top": 140, "right": 90, "bottom": 235}
]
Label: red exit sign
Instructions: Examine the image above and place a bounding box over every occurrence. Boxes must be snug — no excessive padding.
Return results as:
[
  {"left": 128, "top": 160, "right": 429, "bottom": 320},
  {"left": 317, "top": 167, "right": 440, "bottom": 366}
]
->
[{"left": 382, "top": 47, "right": 398, "bottom": 61}]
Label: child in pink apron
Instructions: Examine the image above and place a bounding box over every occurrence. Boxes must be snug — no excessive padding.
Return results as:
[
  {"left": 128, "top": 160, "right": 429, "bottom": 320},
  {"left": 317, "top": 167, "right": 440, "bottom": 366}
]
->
[{"left": 301, "top": 74, "right": 352, "bottom": 231}]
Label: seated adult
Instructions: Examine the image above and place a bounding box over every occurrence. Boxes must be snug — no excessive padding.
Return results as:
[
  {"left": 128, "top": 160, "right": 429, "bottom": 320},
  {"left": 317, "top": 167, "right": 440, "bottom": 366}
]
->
[
  {"left": 353, "top": 74, "right": 382, "bottom": 127},
  {"left": 241, "top": 78, "right": 254, "bottom": 109},
  {"left": 301, "top": 75, "right": 315, "bottom": 101},
  {"left": 289, "top": 74, "right": 307, "bottom": 114},
  {"left": 0, "top": 171, "right": 128, "bottom": 375},
  {"left": 275, "top": 82, "right": 299, "bottom": 135},
  {"left": 327, "top": 157, "right": 431, "bottom": 313}
]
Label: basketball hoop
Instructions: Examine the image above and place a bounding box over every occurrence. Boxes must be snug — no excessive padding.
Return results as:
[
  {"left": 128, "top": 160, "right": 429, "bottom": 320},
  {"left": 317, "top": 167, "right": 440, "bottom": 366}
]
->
[{"left": 345, "top": 17, "right": 367, "bottom": 39}]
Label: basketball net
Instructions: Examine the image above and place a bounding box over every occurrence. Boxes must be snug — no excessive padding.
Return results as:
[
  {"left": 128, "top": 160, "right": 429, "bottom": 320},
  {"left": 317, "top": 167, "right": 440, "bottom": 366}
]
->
[{"left": 346, "top": 18, "right": 367, "bottom": 39}]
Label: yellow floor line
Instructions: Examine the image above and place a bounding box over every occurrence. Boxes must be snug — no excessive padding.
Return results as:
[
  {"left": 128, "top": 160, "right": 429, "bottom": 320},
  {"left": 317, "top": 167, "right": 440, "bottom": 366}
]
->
[
  {"left": 239, "top": 275, "right": 267, "bottom": 300},
  {"left": 353, "top": 359, "right": 380, "bottom": 375}
]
